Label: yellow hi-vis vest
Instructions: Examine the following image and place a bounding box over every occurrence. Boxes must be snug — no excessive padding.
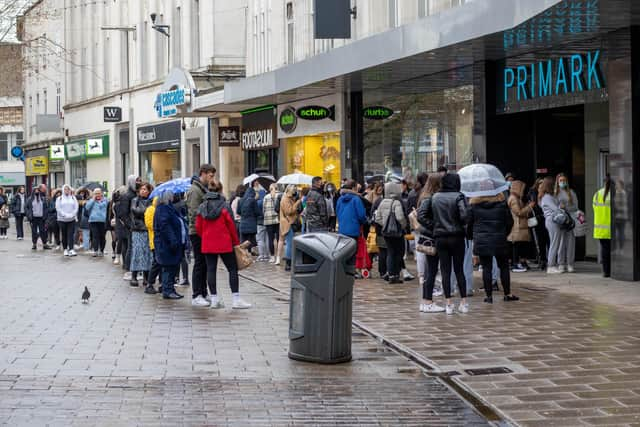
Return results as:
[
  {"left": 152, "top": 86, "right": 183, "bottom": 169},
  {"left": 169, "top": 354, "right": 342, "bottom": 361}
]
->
[{"left": 592, "top": 188, "right": 611, "bottom": 240}]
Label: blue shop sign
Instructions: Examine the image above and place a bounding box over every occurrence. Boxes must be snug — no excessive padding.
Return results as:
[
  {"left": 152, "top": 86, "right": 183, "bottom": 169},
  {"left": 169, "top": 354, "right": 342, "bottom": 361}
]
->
[
  {"left": 502, "top": 50, "right": 604, "bottom": 104},
  {"left": 154, "top": 88, "right": 186, "bottom": 118}
]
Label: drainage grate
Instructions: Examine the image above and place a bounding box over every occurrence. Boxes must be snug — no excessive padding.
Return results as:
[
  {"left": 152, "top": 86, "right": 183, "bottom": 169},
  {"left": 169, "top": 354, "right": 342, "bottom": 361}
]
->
[{"left": 464, "top": 367, "right": 513, "bottom": 376}]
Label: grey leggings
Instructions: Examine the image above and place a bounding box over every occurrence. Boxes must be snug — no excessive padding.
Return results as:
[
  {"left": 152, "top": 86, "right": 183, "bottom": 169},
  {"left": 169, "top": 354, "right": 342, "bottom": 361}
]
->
[{"left": 546, "top": 219, "right": 574, "bottom": 267}]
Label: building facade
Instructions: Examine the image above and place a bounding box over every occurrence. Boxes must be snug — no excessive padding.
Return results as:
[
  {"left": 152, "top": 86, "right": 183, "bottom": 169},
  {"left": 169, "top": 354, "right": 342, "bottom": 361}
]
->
[
  {"left": 0, "top": 43, "right": 25, "bottom": 195},
  {"left": 224, "top": 0, "right": 640, "bottom": 282}
]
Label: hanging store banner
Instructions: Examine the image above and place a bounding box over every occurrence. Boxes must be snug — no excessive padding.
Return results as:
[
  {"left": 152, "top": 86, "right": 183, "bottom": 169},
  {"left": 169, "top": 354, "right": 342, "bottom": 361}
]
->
[
  {"left": 49, "top": 145, "right": 65, "bottom": 160},
  {"left": 25, "top": 156, "right": 48, "bottom": 176},
  {"left": 277, "top": 94, "right": 343, "bottom": 139},
  {"left": 154, "top": 87, "right": 188, "bottom": 119},
  {"left": 218, "top": 126, "right": 241, "bottom": 147},
  {"left": 241, "top": 106, "right": 278, "bottom": 151}
]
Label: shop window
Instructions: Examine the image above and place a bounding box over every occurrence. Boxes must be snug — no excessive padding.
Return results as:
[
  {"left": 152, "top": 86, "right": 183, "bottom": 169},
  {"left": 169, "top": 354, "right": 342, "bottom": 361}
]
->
[
  {"left": 140, "top": 150, "right": 181, "bottom": 186},
  {"left": 70, "top": 159, "right": 87, "bottom": 189},
  {"left": 363, "top": 84, "right": 473, "bottom": 182},
  {"left": 0, "top": 133, "right": 7, "bottom": 161},
  {"left": 284, "top": 132, "right": 341, "bottom": 186}
]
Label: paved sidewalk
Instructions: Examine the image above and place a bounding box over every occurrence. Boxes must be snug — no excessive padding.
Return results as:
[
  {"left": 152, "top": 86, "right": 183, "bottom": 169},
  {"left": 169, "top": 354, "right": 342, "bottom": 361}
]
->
[
  {"left": 240, "top": 258, "right": 640, "bottom": 427},
  {"left": 0, "top": 238, "right": 489, "bottom": 426}
]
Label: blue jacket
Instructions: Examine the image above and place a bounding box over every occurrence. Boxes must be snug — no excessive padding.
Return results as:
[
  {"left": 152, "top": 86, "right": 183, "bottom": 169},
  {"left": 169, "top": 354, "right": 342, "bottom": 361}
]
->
[
  {"left": 238, "top": 187, "right": 261, "bottom": 234},
  {"left": 256, "top": 189, "right": 266, "bottom": 226},
  {"left": 336, "top": 191, "right": 367, "bottom": 238},
  {"left": 153, "top": 203, "right": 185, "bottom": 266},
  {"left": 84, "top": 198, "right": 109, "bottom": 223}
]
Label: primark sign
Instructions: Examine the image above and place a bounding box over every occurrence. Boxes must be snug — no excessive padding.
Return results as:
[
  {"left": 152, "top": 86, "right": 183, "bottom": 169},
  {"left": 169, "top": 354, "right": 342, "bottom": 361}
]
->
[{"left": 500, "top": 50, "right": 606, "bottom": 111}]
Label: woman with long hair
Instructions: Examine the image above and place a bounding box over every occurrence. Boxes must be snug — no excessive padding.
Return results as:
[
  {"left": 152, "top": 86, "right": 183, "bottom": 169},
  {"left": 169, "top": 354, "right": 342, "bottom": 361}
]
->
[
  {"left": 129, "top": 183, "right": 154, "bottom": 287},
  {"left": 554, "top": 173, "right": 579, "bottom": 272},
  {"left": 56, "top": 184, "right": 78, "bottom": 256},
  {"left": 278, "top": 184, "right": 302, "bottom": 271},
  {"left": 540, "top": 176, "right": 562, "bottom": 274},
  {"left": 417, "top": 174, "right": 445, "bottom": 312}
]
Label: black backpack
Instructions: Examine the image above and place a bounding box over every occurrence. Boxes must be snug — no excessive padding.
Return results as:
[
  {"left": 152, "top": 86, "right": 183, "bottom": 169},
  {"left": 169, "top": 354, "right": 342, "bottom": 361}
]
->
[{"left": 274, "top": 193, "right": 282, "bottom": 215}]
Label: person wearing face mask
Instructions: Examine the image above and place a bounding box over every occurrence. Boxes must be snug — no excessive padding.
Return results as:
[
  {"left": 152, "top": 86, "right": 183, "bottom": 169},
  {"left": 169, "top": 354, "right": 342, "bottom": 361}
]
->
[
  {"left": 56, "top": 184, "right": 79, "bottom": 256},
  {"left": 555, "top": 173, "right": 579, "bottom": 273},
  {"left": 84, "top": 189, "right": 109, "bottom": 257},
  {"left": 129, "top": 183, "right": 154, "bottom": 287}
]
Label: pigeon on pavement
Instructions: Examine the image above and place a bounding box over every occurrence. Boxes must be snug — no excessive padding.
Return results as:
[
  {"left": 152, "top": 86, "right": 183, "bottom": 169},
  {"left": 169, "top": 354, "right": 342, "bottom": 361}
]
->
[{"left": 82, "top": 286, "right": 90, "bottom": 304}]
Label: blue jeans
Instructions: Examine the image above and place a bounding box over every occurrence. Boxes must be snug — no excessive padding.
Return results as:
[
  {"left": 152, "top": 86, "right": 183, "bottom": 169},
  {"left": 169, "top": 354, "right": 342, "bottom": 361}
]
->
[
  {"left": 81, "top": 228, "right": 90, "bottom": 250},
  {"left": 161, "top": 264, "right": 179, "bottom": 296},
  {"left": 284, "top": 229, "right": 294, "bottom": 260}
]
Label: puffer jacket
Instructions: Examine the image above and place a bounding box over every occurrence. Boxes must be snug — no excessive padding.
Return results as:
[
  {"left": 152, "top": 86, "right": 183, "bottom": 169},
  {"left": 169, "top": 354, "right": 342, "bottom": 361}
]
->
[
  {"left": 238, "top": 187, "right": 260, "bottom": 234},
  {"left": 507, "top": 180, "right": 532, "bottom": 242},
  {"left": 467, "top": 194, "right": 513, "bottom": 257},
  {"left": 130, "top": 196, "right": 152, "bottom": 232},
  {"left": 195, "top": 192, "right": 239, "bottom": 254},
  {"left": 145, "top": 197, "right": 158, "bottom": 250},
  {"left": 417, "top": 195, "right": 436, "bottom": 239},
  {"left": 424, "top": 173, "right": 468, "bottom": 239},
  {"left": 374, "top": 183, "right": 408, "bottom": 235},
  {"left": 114, "top": 175, "right": 138, "bottom": 230}
]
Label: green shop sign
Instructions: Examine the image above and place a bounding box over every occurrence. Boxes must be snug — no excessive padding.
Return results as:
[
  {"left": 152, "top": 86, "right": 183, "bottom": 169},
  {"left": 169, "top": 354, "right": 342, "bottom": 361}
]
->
[
  {"left": 66, "top": 135, "right": 110, "bottom": 160},
  {"left": 363, "top": 106, "right": 393, "bottom": 120},
  {"left": 279, "top": 107, "right": 297, "bottom": 134},
  {"left": 296, "top": 105, "right": 335, "bottom": 121}
]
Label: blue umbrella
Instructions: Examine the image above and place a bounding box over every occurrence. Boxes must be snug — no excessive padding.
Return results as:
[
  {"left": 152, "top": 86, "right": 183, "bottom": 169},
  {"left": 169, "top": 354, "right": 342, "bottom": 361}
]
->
[{"left": 149, "top": 177, "right": 193, "bottom": 199}]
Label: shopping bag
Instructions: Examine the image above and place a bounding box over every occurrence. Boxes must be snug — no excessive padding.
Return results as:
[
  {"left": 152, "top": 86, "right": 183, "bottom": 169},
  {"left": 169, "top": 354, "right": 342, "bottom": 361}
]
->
[
  {"left": 356, "top": 234, "right": 372, "bottom": 271},
  {"left": 234, "top": 241, "right": 253, "bottom": 271},
  {"left": 366, "top": 225, "right": 379, "bottom": 254}
]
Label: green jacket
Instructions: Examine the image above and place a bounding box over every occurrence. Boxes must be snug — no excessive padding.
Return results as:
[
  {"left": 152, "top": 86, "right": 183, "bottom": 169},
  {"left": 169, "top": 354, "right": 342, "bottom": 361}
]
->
[{"left": 186, "top": 178, "right": 207, "bottom": 235}]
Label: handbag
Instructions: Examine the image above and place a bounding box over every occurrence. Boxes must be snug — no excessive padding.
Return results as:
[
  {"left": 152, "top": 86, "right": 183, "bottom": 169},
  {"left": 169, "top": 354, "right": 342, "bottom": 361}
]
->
[
  {"left": 527, "top": 211, "right": 538, "bottom": 228},
  {"left": 366, "top": 225, "right": 379, "bottom": 254},
  {"left": 234, "top": 243, "right": 253, "bottom": 271},
  {"left": 290, "top": 217, "right": 302, "bottom": 233},
  {"left": 382, "top": 201, "right": 404, "bottom": 238},
  {"left": 416, "top": 236, "right": 437, "bottom": 256}
]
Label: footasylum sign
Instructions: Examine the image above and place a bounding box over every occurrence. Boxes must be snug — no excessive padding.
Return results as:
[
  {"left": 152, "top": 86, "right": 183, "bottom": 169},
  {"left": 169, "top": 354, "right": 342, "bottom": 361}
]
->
[{"left": 502, "top": 50, "right": 604, "bottom": 104}]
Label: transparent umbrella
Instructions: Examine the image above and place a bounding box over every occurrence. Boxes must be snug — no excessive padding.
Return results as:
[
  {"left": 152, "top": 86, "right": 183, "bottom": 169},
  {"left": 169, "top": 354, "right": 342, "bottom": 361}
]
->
[{"left": 458, "top": 163, "right": 509, "bottom": 197}]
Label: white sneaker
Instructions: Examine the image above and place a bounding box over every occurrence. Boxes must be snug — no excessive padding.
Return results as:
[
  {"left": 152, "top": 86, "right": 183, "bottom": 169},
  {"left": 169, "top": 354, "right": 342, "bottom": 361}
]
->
[
  {"left": 232, "top": 298, "right": 252, "bottom": 309},
  {"left": 402, "top": 269, "right": 415, "bottom": 281},
  {"left": 458, "top": 302, "right": 469, "bottom": 314},
  {"left": 547, "top": 266, "right": 562, "bottom": 274},
  {"left": 69, "top": 249, "right": 77, "bottom": 257},
  {"left": 269, "top": 256, "right": 276, "bottom": 263},
  {"left": 191, "top": 296, "right": 210, "bottom": 307},
  {"left": 210, "top": 299, "right": 225, "bottom": 309},
  {"left": 123, "top": 272, "right": 132, "bottom": 281},
  {"left": 567, "top": 265, "right": 575, "bottom": 273},
  {"left": 558, "top": 265, "right": 567, "bottom": 273},
  {"left": 54, "top": 245, "right": 60, "bottom": 251},
  {"left": 205, "top": 295, "right": 213, "bottom": 302},
  {"left": 274, "top": 257, "right": 281, "bottom": 266},
  {"left": 113, "top": 257, "right": 120, "bottom": 265},
  {"left": 423, "top": 303, "right": 445, "bottom": 313},
  {"left": 446, "top": 304, "right": 455, "bottom": 315},
  {"left": 63, "top": 249, "right": 69, "bottom": 257},
  {"left": 433, "top": 288, "right": 444, "bottom": 297}
]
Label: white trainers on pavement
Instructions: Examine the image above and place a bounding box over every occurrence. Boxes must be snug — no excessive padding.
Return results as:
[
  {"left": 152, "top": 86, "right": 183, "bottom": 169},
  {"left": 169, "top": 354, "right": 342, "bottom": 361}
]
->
[
  {"left": 402, "top": 269, "right": 415, "bottom": 281},
  {"left": 232, "top": 298, "right": 252, "bottom": 309},
  {"left": 69, "top": 249, "right": 77, "bottom": 257},
  {"left": 567, "top": 265, "right": 575, "bottom": 273},
  {"left": 191, "top": 296, "right": 210, "bottom": 307},
  {"left": 63, "top": 249, "right": 69, "bottom": 257},
  {"left": 423, "top": 303, "right": 445, "bottom": 313},
  {"left": 123, "top": 271, "right": 132, "bottom": 281},
  {"left": 458, "top": 302, "right": 469, "bottom": 314},
  {"left": 547, "top": 266, "right": 562, "bottom": 274},
  {"left": 210, "top": 299, "right": 225, "bottom": 309},
  {"left": 445, "top": 304, "right": 455, "bottom": 315}
]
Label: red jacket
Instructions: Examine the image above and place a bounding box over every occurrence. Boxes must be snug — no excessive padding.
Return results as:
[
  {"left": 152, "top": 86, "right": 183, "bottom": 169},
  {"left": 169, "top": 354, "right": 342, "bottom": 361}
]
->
[{"left": 195, "top": 208, "right": 239, "bottom": 254}]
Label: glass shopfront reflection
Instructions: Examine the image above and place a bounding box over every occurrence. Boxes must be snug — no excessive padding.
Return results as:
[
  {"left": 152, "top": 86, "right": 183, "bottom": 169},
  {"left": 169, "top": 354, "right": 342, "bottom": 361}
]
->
[{"left": 363, "top": 84, "right": 474, "bottom": 183}]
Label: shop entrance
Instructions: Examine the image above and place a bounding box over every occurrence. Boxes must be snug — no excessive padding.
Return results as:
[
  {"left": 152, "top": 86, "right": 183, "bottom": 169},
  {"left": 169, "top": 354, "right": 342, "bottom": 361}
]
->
[{"left": 487, "top": 105, "right": 590, "bottom": 260}]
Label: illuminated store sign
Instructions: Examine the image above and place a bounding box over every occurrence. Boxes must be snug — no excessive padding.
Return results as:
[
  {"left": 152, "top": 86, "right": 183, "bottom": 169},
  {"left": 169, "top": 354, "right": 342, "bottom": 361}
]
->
[
  {"left": 363, "top": 106, "right": 393, "bottom": 120},
  {"left": 279, "top": 107, "right": 297, "bottom": 134},
  {"left": 503, "top": 50, "right": 604, "bottom": 103},
  {"left": 154, "top": 87, "right": 187, "bottom": 118},
  {"left": 296, "top": 105, "right": 335, "bottom": 121}
]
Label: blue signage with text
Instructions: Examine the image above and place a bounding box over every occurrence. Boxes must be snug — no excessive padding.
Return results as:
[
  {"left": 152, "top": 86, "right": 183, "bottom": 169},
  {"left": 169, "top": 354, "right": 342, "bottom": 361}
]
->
[
  {"left": 154, "top": 88, "right": 186, "bottom": 118},
  {"left": 503, "top": 50, "right": 604, "bottom": 104}
]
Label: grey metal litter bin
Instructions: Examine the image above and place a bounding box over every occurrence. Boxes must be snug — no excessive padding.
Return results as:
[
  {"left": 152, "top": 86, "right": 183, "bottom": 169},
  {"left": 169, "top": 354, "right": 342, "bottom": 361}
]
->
[{"left": 288, "top": 233, "right": 357, "bottom": 364}]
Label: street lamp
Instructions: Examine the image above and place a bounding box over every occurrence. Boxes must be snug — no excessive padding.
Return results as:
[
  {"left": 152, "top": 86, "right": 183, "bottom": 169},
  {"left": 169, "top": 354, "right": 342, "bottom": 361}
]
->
[
  {"left": 150, "top": 13, "right": 170, "bottom": 73},
  {"left": 100, "top": 26, "right": 136, "bottom": 88}
]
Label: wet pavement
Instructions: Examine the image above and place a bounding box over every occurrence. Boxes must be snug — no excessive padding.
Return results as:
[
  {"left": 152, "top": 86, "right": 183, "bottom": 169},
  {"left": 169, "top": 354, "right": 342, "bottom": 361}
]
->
[
  {"left": 0, "top": 237, "right": 489, "bottom": 426},
  {"left": 239, "top": 255, "right": 640, "bottom": 427}
]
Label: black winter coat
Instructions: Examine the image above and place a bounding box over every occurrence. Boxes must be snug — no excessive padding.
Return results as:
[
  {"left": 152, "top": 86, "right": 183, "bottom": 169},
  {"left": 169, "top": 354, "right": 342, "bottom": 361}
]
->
[
  {"left": 417, "top": 196, "right": 436, "bottom": 239},
  {"left": 114, "top": 189, "right": 136, "bottom": 230},
  {"left": 130, "top": 196, "right": 152, "bottom": 232},
  {"left": 423, "top": 174, "right": 468, "bottom": 239},
  {"left": 467, "top": 199, "right": 514, "bottom": 257}
]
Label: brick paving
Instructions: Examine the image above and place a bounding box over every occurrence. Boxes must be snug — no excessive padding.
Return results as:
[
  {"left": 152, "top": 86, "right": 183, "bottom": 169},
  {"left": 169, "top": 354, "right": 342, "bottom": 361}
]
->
[
  {"left": 239, "top": 255, "right": 640, "bottom": 427},
  {"left": 0, "top": 239, "right": 488, "bottom": 426}
]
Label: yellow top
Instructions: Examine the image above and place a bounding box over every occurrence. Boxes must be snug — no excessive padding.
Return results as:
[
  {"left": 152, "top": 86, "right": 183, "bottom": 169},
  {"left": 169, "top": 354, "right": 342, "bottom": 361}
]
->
[
  {"left": 592, "top": 188, "right": 611, "bottom": 240},
  {"left": 144, "top": 197, "right": 158, "bottom": 250}
]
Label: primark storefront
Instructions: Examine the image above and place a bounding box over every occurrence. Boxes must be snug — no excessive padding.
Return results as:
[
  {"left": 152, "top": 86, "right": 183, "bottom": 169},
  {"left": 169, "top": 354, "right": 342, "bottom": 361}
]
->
[{"left": 223, "top": 0, "right": 640, "bottom": 281}]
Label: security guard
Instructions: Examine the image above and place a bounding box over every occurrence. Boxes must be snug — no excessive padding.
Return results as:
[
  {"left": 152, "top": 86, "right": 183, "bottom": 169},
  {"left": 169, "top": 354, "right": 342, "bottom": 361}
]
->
[{"left": 592, "top": 176, "right": 612, "bottom": 277}]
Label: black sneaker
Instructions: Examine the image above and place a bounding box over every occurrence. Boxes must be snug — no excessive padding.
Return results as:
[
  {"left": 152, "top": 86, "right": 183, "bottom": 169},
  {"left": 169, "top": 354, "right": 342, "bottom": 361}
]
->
[
  {"left": 144, "top": 286, "right": 157, "bottom": 294},
  {"left": 129, "top": 280, "right": 139, "bottom": 287},
  {"left": 388, "top": 276, "right": 403, "bottom": 284},
  {"left": 43, "top": 245, "right": 52, "bottom": 250},
  {"left": 504, "top": 295, "right": 520, "bottom": 302},
  {"left": 162, "top": 292, "right": 184, "bottom": 300},
  {"left": 32, "top": 245, "right": 37, "bottom": 250},
  {"left": 484, "top": 296, "right": 493, "bottom": 304}
]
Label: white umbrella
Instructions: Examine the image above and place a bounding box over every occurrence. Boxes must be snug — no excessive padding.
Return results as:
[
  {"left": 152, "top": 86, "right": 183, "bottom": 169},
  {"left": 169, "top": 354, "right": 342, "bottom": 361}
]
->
[
  {"left": 243, "top": 174, "right": 259, "bottom": 185},
  {"left": 458, "top": 163, "right": 509, "bottom": 197},
  {"left": 277, "top": 173, "right": 314, "bottom": 186},
  {"left": 243, "top": 173, "right": 277, "bottom": 188}
]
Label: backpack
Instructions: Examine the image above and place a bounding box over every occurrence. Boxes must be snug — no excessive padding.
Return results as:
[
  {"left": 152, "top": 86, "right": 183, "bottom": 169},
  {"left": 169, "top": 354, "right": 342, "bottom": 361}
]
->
[
  {"left": 0, "top": 205, "right": 9, "bottom": 220},
  {"left": 382, "top": 201, "right": 404, "bottom": 238},
  {"left": 274, "top": 193, "right": 282, "bottom": 215}
]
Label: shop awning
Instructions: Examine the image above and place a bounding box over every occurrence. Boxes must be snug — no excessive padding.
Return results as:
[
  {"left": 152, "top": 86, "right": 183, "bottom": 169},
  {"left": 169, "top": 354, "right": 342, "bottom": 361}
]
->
[{"left": 222, "top": 0, "right": 634, "bottom": 106}]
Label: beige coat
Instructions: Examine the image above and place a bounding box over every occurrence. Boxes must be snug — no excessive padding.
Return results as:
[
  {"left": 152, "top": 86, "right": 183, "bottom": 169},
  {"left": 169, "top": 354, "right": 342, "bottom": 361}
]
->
[
  {"left": 279, "top": 194, "right": 301, "bottom": 237},
  {"left": 507, "top": 180, "right": 532, "bottom": 242}
]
